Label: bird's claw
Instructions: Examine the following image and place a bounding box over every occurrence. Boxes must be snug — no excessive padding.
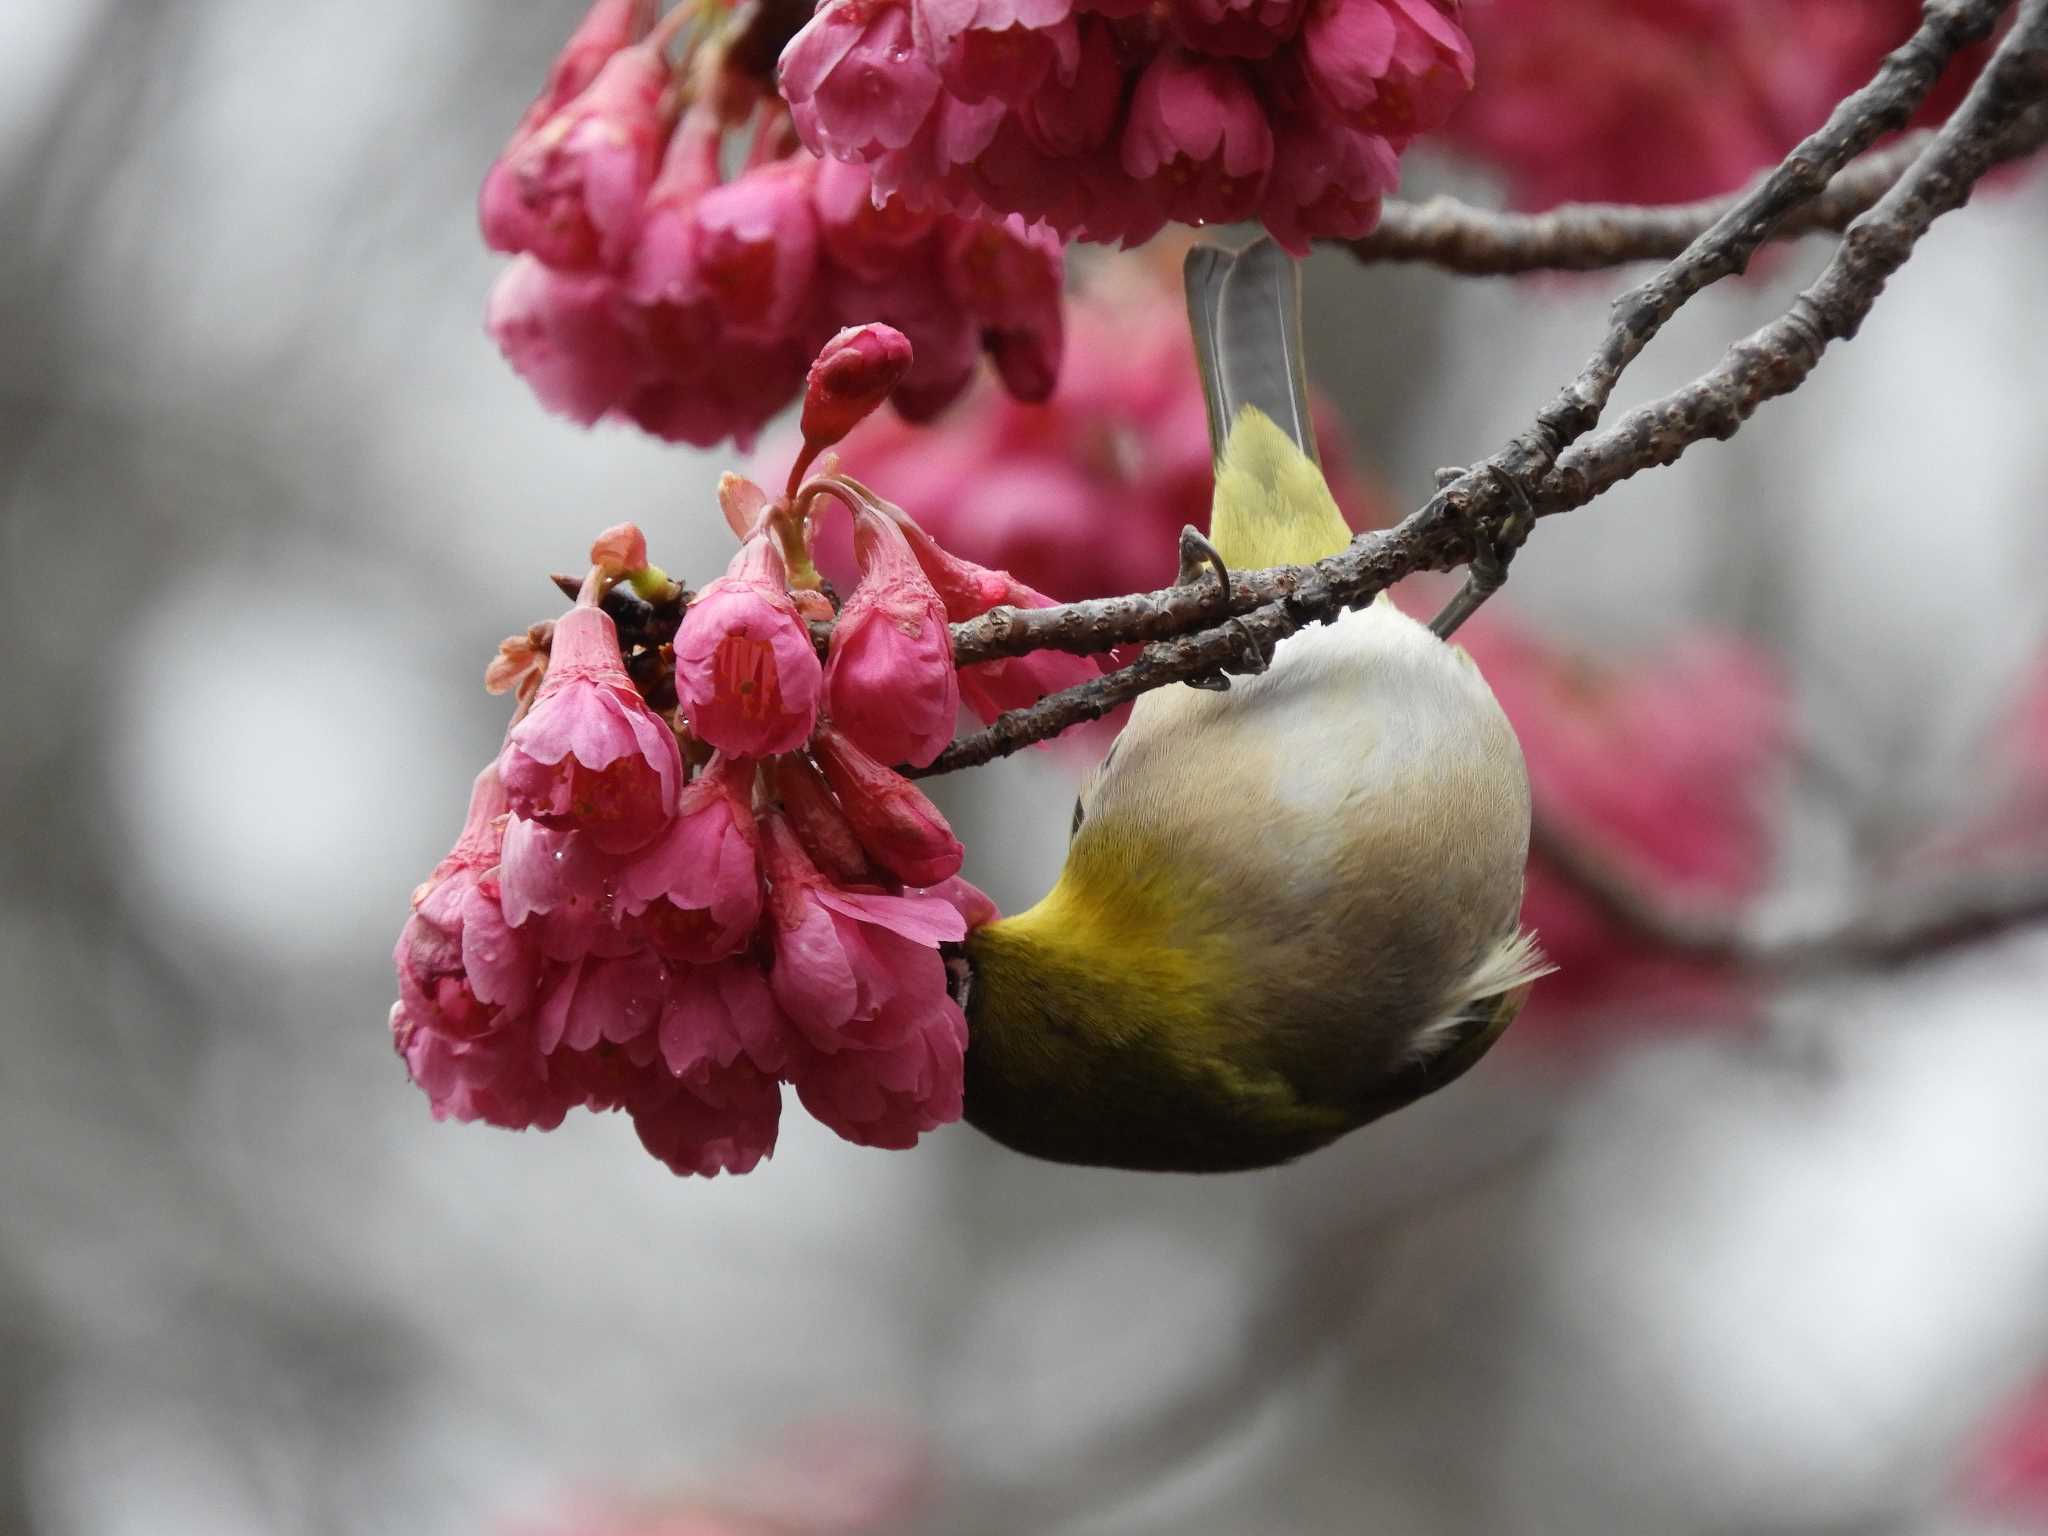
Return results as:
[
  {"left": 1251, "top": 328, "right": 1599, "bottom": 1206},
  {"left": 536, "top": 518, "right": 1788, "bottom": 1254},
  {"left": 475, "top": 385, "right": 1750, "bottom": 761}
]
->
[
  {"left": 1188, "top": 617, "right": 1271, "bottom": 692},
  {"left": 1177, "top": 524, "right": 1230, "bottom": 605},
  {"left": 1428, "top": 464, "right": 1536, "bottom": 641}
]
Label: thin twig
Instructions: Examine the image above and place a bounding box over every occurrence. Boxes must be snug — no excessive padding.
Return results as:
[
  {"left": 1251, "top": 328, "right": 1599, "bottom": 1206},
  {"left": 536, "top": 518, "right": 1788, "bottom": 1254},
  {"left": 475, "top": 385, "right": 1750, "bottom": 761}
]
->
[
  {"left": 1531, "top": 818, "right": 2048, "bottom": 972},
  {"left": 1349, "top": 134, "right": 1932, "bottom": 275}
]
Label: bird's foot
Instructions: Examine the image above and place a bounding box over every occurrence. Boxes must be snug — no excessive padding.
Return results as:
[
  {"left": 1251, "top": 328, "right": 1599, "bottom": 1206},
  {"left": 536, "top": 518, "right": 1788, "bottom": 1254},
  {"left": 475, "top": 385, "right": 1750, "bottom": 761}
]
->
[
  {"left": 1428, "top": 464, "right": 1536, "bottom": 641},
  {"left": 1176, "top": 526, "right": 1270, "bottom": 692},
  {"left": 1177, "top": 524, "right": 1231, "bottom": 604}
]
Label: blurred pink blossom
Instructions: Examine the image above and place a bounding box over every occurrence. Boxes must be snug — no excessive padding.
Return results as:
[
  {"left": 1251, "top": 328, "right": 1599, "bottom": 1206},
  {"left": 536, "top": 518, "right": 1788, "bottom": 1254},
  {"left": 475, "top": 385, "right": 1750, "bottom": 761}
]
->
[
  {"left": 1442, "top": 0, "right": 1993, "bottom": 208},
  {"left": 785, "top": 0, "right": 1473, "bottom": 251},
  {"left": 1960, "top": 1368, "right": 2048, "bottom": 1524},
  {"left": 1461, "top": 617, "right": 1790, "bottom": 1035}
]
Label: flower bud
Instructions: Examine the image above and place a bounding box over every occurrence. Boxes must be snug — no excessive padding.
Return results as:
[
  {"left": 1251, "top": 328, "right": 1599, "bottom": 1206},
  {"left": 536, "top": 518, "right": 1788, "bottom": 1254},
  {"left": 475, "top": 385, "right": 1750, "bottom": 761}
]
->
[
  {"left": 811, "top": 724, "right": 964, "bottom": 887},
  {"left": 825, "top": 505, "right": 959, "bottom": 768},
  {"left": 801, "top": 324, "right": 916, "bottom": 459},
  {"left": 771, "top": 750, "right": 874, "bottom": 886}
]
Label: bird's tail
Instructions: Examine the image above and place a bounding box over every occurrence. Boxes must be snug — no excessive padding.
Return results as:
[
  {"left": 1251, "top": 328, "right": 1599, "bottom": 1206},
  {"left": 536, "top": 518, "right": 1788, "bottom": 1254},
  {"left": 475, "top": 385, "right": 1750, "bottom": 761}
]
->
[{"left": 1184, "top": 238, "right": 1353, "bottom": 569}]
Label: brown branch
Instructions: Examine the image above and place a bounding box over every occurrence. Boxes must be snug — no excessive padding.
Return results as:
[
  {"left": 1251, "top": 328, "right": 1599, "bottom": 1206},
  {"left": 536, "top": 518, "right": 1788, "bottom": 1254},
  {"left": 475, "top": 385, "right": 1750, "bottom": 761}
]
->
[
  {"left": 1531, "top": 817, "right": 2048, "bottom": 972},
  {"left": 923, "top": 0, "right": 2033, "bottom": 772},
  {"left": 1347, "top": 133, "right": 1940, "bottom": 275}
]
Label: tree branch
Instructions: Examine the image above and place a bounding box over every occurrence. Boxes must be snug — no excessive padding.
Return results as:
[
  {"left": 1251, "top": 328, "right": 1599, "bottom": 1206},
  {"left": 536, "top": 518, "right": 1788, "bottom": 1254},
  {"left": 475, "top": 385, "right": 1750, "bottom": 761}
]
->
[
  {"left": 1531, "top": 818, "right": 2048, "bottom": 972},
  {"left": 920, "top": 0, "right": 2035, "bottom": 775},
  {"left": 1342, "top": 111, "right": 2042, "bottom": 275}
]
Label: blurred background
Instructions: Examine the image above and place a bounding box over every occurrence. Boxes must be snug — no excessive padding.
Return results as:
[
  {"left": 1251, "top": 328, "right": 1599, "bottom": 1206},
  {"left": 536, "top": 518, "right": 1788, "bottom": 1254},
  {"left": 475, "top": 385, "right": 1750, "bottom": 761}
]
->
[{"left": 5, "top": 2, "right": 2048, "bottom": 1533}]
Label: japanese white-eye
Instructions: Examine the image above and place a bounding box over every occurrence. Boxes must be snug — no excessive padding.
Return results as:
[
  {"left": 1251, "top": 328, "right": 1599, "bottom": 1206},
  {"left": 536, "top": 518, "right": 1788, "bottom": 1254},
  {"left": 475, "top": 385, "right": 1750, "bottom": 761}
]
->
[{"left": 960, "top": 238, "right": 1549, "bottom": 1172}]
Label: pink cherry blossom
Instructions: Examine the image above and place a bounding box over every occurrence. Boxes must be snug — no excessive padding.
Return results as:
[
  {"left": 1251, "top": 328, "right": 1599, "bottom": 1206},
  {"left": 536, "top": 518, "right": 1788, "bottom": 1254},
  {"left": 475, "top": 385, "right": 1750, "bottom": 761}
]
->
[
  {"left": 498, "top": 814, "right": 622, "bottom": 961},
  {"left": 623, "top": 107, "right": 724, "bottom": 305},
  {"left": 939, "top": 216, "right": 1062, "bottom": 400},
  {"left": 811, "top": 157, "right": 941, "bottom": 279},
  {"left": 674, "top": 528, "right": 824, "bottom": 757},
  {"left": 481, "top": 37, "right": 677, "bottom": 272},
  {"left": 761, "top": 813, "right": 967, "bottom": 1045},
  {"left": 630, "top": 1053, "right": 784, "bottom": 1176},
  {"left": 395, "top": 766, "right": 542, "bottom": 1043},
  {"left": 659, "top": 956, "right": 793, "bottom": 1079},
  {"left": 498, "top": 603, "right": 682, "bottom": 854},
  {"left": 687, "top": 156, "right": 822, "bottom": 343},
  {"left": 619, "top": 753, "right": 765, "bottom": 963},
  {"left": 486, "top": 257, "right": 645, "bottom": 426},
  {"left": 783, "top": 0, "right": 1468, "bottom": 248},
  {"left": 911, "top": 873, "right": 1000, "bottom": 929},
  {"left": 780, "top": 0, "right": 945, "bottom": 161},
  {"left": 789, "top": 1019, "right": 966, "bottom": 1150},
  {"left": 392, "top": 1002, "right": 569, "bottom": 1132},
  {"left": 913, "top": 0, "right": 1079, "bottom": 105},
  {"left": 824, "top": 502, "right": 960, "bottom": 768},
  {"left": 811, "top": 723, "right": 965, "bottom": 887},
  {"left": 1121, "top": 52, "right": 1275, "bottom": 227}
]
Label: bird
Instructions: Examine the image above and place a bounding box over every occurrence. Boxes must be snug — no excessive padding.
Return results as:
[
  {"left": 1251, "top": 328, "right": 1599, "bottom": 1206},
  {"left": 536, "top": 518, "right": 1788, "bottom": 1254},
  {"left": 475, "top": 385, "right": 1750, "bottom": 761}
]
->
[{"left": 959, "top": 237, "right": 1549, "bottom": 1173}]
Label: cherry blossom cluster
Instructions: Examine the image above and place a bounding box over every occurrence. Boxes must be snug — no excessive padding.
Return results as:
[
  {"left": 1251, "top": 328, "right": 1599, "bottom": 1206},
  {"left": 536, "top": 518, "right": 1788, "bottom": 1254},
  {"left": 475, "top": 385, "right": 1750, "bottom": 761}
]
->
[
  {"left": 390, "top": 327, "right": 1096, "bottom": 1174},
  {"left": 481, "top": 0, "right": 1064, "bottom": 449},
  {"left": 1442, "top": 0, "right": 1993, "bottom": 208},
  {"left": 780, "top": 0, "right": 1476, "bottom": 254}
]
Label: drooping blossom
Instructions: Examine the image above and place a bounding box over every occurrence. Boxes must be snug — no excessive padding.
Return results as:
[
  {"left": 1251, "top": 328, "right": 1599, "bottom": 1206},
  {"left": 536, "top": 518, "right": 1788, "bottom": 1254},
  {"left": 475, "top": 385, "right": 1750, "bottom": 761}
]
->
[
  {"left": 482, "top": 7, "right": 1066, "bottom": 449},
  {"left": 674, "top": 524, "right": 823, "bottom": 757},
  {"left": 824, "top": 500, "right": 960, "bottom": 769},
  {"left": 1460, "top": 617, "right": 1790, "bottom": 1037},
  {"left": 783, "top": 0, "right": 1474, "bottom": 251},
  {"left": 1441, "top": 0, "right": 1995, "bottom": 208},
  {"left": 499, "top": 602, "right": 682, "bottom": 854},
  {"left": 480, "top": 27, "right": 680, "bottom": 272},
  {"left": 395, "top": 765, "right": 541, "bottom": 1046},
  {"left": 620, "top": 752, "right": 765, "bottom": 963},
  {"left": 811, "top": 723, "right": 965, "bottom": 887},
  {"left": 760, "top": 814, "right": 969, "bottom": 1148}
]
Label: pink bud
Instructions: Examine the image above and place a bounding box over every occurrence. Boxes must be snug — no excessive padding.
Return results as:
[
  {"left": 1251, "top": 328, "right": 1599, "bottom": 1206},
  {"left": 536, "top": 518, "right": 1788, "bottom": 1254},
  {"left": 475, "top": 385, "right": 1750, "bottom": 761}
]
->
[
  {"left": 781, "top": 0, "right": 943, "bottom": 162},
  {"left": 588, "top": 521, "right": 648, "bottom": 575},
  {"left": 481, "top": 38, "right": 677, "bottom": 272},
  {"left": 499, "top": 604, "right": 682, "bottom": 855},
  {"left": 801, "top": 324, "right": 916, "bottom": 459},
  {"left": 674, "top": 531, "right": 824, "bottom": 757},
  {"left": 812, "top": 724, "right": 964, "bottom": 887},
  {"left": 772, "top": 750, "right": 875, "bottom": 886},
  {"left": 825, "top": 506, "right": 960, "bottom": 768},
  {"left": 623, "top": 108, "right": 724, "bottom": 305}
]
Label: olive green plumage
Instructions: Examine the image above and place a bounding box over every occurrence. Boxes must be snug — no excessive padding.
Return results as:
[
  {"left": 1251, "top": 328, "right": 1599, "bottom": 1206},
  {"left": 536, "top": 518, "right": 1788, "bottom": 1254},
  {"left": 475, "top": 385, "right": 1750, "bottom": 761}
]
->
[{"left": 961, "top": 239, "right": 1548, "bottom": 1173}]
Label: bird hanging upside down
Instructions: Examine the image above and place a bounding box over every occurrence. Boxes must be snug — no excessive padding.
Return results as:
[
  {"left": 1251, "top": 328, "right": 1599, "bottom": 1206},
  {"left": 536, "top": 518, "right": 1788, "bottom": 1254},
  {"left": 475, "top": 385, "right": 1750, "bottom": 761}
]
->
[{"left": 959, "top": 238, "right": 1551, "bottom": 1173}]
